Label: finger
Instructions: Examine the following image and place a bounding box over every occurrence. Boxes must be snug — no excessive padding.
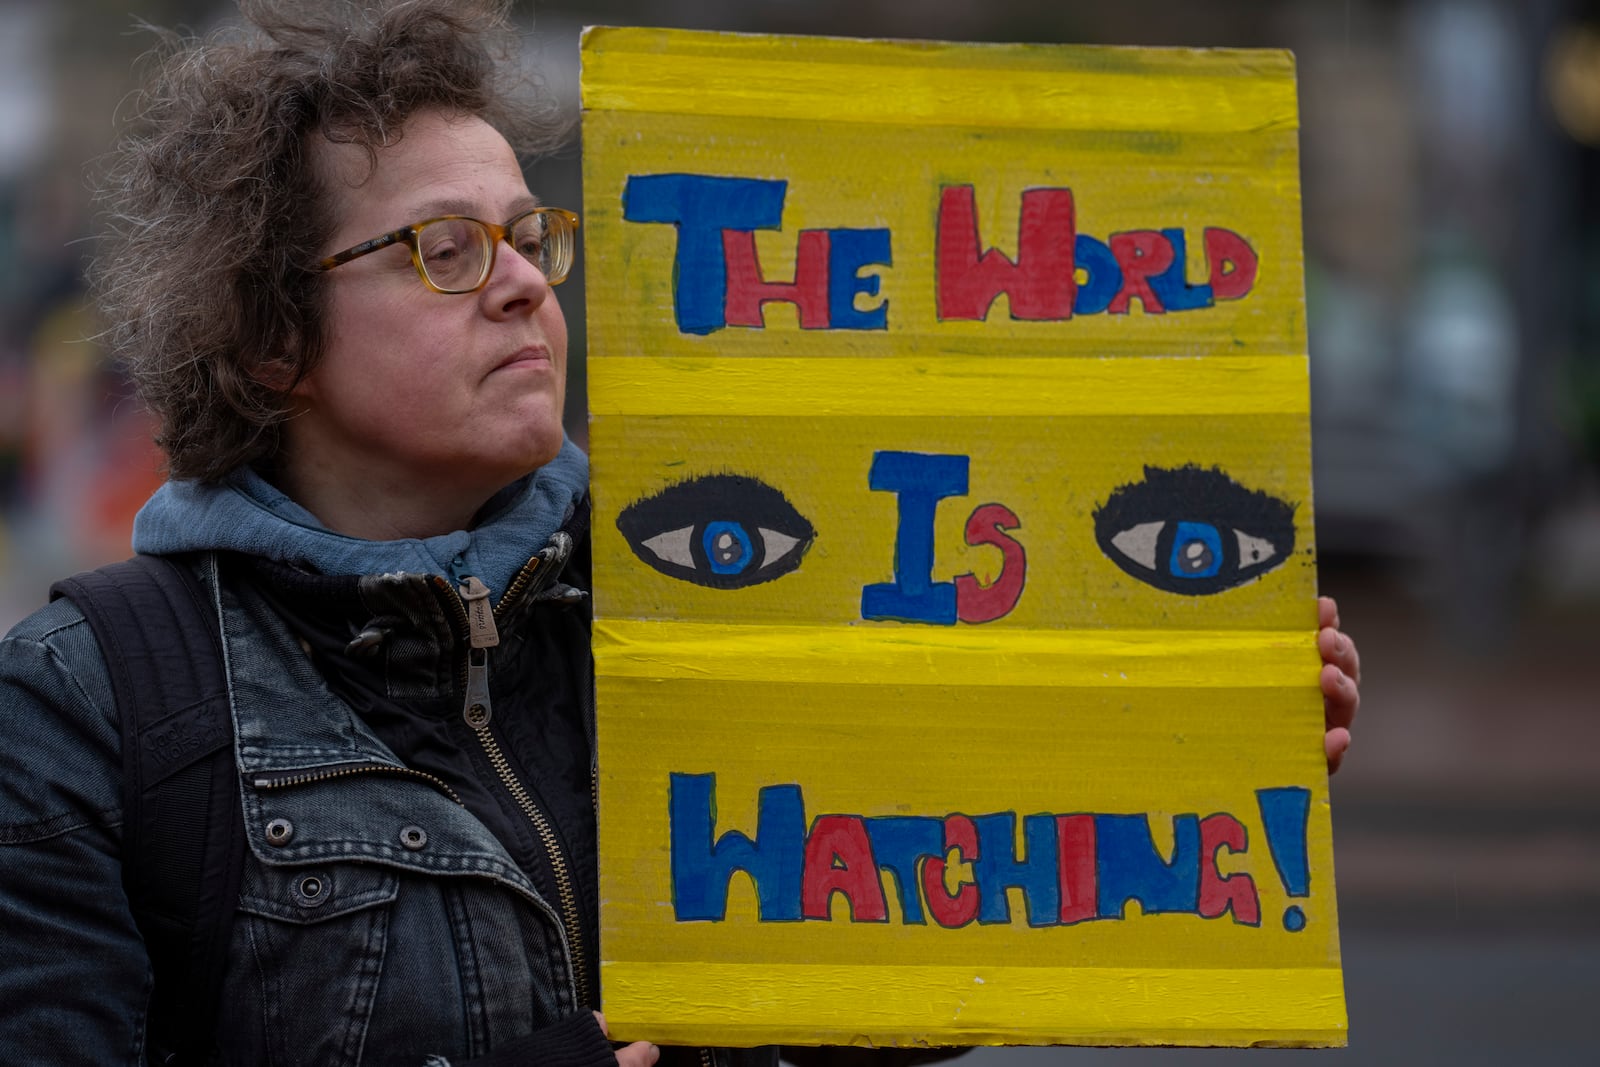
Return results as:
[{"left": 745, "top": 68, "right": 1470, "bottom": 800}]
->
[
  {"left": 615, "top": 1040, "right": 661, "bottom": 1067},
  {"left": 1317, "top": 595, "right": 1340, "bottom": 631},
  {"left": 593, "top": 1011, "right": 609, "bottom": 1039},
  {"left": 1320, "top": 663, "right": 1359, "bottom": 730},
  {"left": 1317, "top": 626, "right": 1361, "bottom": 685},
  {"left": 1325, "top": 726, "right": 1350, "bottom": 775}
]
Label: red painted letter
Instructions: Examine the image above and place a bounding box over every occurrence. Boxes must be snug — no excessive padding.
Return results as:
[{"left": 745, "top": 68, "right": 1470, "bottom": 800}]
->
[
  {"left": 802, "top": 815, "right": 888, "bottom": 921},
  {"left": 724, "top": 229, "right": 832, "bottom": 328},
  {"left": 1057, "top": 814, "right": 1097, "bottom": 924},
  {"left": 1198, "top": 813, "right": 1260, "bottom": 925},
  {"left": 1108, "top": 230, "right": 1174, "bottom": 314},
  {"left": 936, "top": 186, "right": 1076, "bottom": 321},
  {"left": 1204, "top": 228, "right": 1259, "bottom": 301},
  {"left": 955, "top": 503, "right": 1026, "bottom": 623},
  {"left": 923, "top": 815, "right": 980, "bottom": 928}
]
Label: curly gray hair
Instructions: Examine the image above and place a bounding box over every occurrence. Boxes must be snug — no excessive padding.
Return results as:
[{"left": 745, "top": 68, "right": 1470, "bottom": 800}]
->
[{"left": 91, "top": 0, "right": 566, "bottom": 482}]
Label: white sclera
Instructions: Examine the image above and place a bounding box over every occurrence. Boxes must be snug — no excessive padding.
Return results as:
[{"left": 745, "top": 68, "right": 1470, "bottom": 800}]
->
[
  {"left": 759, "top": 528, "right": 801, "bottom": 564},
  {"left": 1110, "top": 521, "right": 1165, "bottom": 570},
  {"left": 1236, "top": 530, "right": 1277, "bottom": 566},
  {"left": 641, "top": 526, "right": 695, "bottom": 567}
]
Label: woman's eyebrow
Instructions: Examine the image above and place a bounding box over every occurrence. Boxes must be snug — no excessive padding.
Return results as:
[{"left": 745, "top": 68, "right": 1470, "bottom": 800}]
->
[{"left": 401, "top": 194, "right": 542, "bottom": 222}]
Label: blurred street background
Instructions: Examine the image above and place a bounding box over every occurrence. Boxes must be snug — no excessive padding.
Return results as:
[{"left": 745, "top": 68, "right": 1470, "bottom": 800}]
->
[{"left": 1, "top": 0, "right": 1596, "bottom": 1062}]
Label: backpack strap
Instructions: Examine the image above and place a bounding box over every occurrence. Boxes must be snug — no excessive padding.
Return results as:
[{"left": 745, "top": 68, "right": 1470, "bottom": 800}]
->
[{"left": 51, "top": 554, "right": 245, "bottom": 1067}]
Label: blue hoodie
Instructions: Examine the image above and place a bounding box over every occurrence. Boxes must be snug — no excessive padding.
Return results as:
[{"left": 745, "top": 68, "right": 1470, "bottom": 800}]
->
[{"left": 131, "top": 436, "right": 589, "bottom": 599}]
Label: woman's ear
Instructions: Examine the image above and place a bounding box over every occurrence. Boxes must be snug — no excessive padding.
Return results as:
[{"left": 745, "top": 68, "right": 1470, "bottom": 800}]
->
[
  {"left": 253, "top": 327, "right": 313, "bottom": 397},
  {"left": 252, "top": 355, "right": 306, "bottom": 396}
]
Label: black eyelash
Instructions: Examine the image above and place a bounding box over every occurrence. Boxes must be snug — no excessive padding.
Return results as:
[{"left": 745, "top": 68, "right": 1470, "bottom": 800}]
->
[{"left": 1092, "top": 465, "right": 1296, "bottom": 596}]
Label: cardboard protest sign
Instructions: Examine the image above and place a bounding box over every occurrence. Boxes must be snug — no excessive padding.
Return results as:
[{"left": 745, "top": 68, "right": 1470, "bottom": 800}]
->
[{"left": 582, "top": 27, "right": 1344, "bottom": 1049}]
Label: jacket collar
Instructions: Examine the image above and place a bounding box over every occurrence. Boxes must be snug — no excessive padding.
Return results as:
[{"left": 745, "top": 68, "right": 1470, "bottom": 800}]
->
[
  {"left": 208, "top": 553, "right": 407, "bottom": 777},
  {"left": 133, "top": 438, "right": 589, "bottom": 599},
  {"left": 202, "top": 555, "right": 556, "bottom": 915}
]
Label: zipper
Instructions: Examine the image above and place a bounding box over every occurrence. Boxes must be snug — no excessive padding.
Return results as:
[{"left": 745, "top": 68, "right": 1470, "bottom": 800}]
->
[
  {"left": 495, "top": 554, "right": 542, "bottom": 619},
  {"left": 253, "top": 762, "right": 463, "bottom": 805},
  {"left": 699, "top": 1048, "right": 715, "bottom": 1067},
  {"left": 466, "top": 699, "right": 592, "bottom": 1004},
  {"left": 459, "top": 575, "right": 500, "bottom": 649},
  {"left": 433, "top": 567, "right": 593, "bottom": 1007},
  {"left": 438, "top": 554, "right": 546, "bottom": 693}
]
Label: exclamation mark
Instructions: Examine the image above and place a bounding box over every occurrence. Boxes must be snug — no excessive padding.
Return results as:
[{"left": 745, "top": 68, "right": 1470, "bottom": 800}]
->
[{"left": 1256, "top": 786, "right": 1312, "bottom": 931}]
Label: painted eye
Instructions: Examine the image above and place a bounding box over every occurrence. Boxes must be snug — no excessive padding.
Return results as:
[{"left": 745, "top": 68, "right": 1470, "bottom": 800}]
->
[
  {"left": 1093, "top": 466, "right": 1295, "bottom": 596},
  {"left": 616, "top": 474, "right": 816, "bottom": 589}
]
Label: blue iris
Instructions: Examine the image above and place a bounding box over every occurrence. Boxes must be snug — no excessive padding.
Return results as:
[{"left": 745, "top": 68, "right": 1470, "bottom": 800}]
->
[
  {"left": 703, "top": 521, "right": 754, "bottom": 575},
  {"left": 1168, "top": 521, "right": 1223, "bottom": 579}
]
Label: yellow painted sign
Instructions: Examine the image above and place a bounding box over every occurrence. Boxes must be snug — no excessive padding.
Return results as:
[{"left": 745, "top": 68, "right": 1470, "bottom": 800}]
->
[{"left": 582, "top": 27, "right": 1343, "bottom": 1049}]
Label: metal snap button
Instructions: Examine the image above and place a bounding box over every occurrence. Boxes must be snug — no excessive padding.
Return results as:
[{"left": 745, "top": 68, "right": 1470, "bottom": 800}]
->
[
  {"left": 265, "top": 818, "right": 294, "bottom": 846},
  {"left": 292, "top": 872, "right": 330, "bottom": 908},
  {"left": 399, "top": 825, "right": 428, "bottom": 851}
]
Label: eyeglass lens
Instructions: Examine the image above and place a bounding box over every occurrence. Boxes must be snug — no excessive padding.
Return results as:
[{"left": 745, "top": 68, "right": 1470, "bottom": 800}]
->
[
  {"left": 417, "top": 219, "right": 493, "bottom": 291},
  {"left": 415, "top": 213, "right": 569, "bottom": 292}
]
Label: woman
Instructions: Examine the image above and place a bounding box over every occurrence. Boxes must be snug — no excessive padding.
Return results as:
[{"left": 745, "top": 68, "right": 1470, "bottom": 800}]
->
[{"left": 0, "top": 2, "right": 1360, "bottom": 1065}]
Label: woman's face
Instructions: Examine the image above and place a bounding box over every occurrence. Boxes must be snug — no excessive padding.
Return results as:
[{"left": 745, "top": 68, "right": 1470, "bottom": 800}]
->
[{"left": 286, "top": 109, "right": 568, "bottom": 525}]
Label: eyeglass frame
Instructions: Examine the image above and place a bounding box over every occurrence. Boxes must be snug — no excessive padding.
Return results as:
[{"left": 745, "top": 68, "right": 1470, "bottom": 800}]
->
[{"left": 316, "top": 206, "right": 580, "bottom": 294}]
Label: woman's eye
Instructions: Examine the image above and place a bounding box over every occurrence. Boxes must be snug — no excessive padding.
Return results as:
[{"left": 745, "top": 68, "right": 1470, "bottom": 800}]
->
[
  {"left": 1093, "top": 466, "right": 1296, "bottom": 595},
  {"left": 616, "top": 474, "right": 815, "bottom": 589},
  {"left": 423, "top": 241, "right": 461, "bottom": 264}
]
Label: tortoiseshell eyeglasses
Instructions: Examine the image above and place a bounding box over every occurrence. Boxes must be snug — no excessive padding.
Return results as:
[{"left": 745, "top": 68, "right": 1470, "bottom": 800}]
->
[{"left": 317, "top": 207, "right": 579, "bottom": 294}]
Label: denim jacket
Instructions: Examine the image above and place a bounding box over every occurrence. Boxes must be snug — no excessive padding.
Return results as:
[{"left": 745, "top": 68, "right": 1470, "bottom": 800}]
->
[
  {"left": 1, "top": 452, "right": 779, "bottom": 1066},
  {"left": 0, "top": 548, "right": 616, "bottom": 1065}
]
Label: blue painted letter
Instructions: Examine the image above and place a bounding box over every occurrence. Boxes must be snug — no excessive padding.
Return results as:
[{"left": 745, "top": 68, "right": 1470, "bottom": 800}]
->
[
  {"left": 865, "top": 816, "right": 945, "bottom": 924},
  {"left": 861, "top": 451, "right": 969, "bottom": 624},
  {"left": 622, "top": 174, "right": 788, "bottom": 335},
  {"left": 973, "top": 813, "right": 1061, "bottom": 926},
  {"left": 1073, "top": 234, "right": 1122, "bottom": 315},
  {"left": 670, "top": 772, "right": 805, "bottom": 921},
  {"left": 827, "top": 228, "right": 892, "bottom": 330},
  {"left": 1096, "top": 813, "right": 1202, "bottom": 918},
  {"left": 1148, "top": 227, "right": 1214, "bottom": 311}
]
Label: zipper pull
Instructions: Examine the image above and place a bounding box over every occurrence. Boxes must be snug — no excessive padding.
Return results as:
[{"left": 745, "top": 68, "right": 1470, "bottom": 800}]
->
[
  {"left": 463, "top": 647, "right": 492, "bottom": 729},
  {"left": 458, "top": 576, "right": 500, "bottom": 649}
]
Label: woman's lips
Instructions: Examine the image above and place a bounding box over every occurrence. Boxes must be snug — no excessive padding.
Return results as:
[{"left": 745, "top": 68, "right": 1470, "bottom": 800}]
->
[{"left": 494, "top": 345, "right": 554, "bottom": 372}]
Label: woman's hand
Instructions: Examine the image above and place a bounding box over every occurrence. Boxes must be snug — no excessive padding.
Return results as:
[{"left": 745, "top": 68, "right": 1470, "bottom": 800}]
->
[
  {"left": 594, "top": 1011, "right": 660, "bottom": 1067},
  {"left": 1317, "top": 596, "right": 1361, "bottom": 775}
]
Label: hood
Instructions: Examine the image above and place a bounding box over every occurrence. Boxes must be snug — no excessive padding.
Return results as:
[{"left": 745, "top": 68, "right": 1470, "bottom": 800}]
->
[{"left": 132, "top": 436, "right": 588, "bottom": 600}]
